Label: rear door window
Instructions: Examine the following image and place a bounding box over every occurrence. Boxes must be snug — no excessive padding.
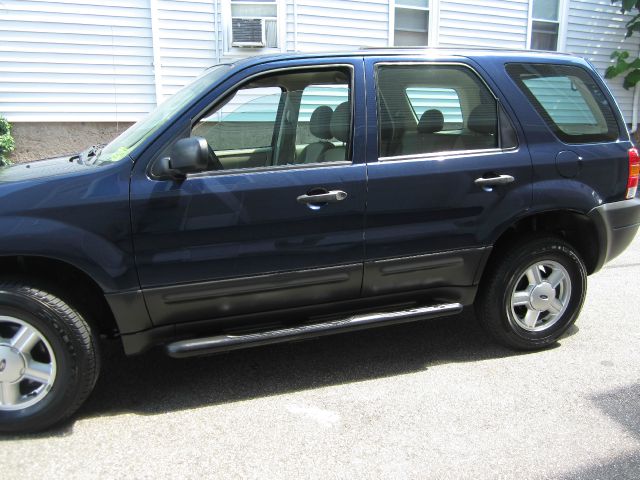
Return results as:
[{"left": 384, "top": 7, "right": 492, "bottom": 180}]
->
[
  {"left": 506, "top": 63, "right": 619, "bottom": 143},
  {"left": 376, "top": 64, "right": 501, "bottom": 157}
]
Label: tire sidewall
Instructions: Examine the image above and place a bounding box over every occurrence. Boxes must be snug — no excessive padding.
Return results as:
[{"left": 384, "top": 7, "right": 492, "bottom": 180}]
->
[
  {"left": 498, "top": 242, "right": 586, "bottom": 347},
  {"left": 0, "top": 290, "right": 85, "bottom": 432}
]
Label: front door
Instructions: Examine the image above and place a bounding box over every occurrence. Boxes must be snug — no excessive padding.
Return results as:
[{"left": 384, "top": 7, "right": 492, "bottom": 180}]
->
[
  {"left": 130, "top": 60, "right": 366, "bottom": 327},
  {"left": 362, "top": 57, "right": 533, "bottom": 298}
]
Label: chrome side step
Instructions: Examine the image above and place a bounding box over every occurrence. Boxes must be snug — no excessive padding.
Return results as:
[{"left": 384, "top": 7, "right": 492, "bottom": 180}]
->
[{"left": 165, "top": 303, "right": 463, "bottom": 359}]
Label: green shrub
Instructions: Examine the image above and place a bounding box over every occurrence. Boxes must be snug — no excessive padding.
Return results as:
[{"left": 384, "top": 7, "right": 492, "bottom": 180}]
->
[{"left": 0, "top": 116, "right": 15, "bottom": 166}]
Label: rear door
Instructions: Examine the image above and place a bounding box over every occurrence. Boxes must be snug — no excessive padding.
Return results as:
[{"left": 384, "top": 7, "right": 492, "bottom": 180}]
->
[
  {"left": 362, "top": 57, "right": 533, "bottom": 298},
  {"left": 130, "top": 59, "right": 367, "bottom": 327}
]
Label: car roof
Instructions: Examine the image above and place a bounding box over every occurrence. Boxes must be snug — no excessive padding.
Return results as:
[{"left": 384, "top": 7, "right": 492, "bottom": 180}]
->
[{"left": 228, "top": 48, "right": 585, "bottom": 70}]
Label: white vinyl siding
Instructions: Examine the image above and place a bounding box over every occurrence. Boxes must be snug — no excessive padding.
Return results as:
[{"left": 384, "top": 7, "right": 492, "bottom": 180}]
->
[
  {"left": 1, "top": 0, "right": 638, "bottom": 124},
  {"left": 565, "top": 0, "right": 640, "bottom": 121},
  {"left": 437, "top": 0, "right": 529, "bottom": 49},
  {"left": 0, "top": 0, "right": 156, "bottom": 122},
  {"left": 292, "top": 0, "right": 389, "bottom": 52},
  {"left": 156, "top": 0, "right": 218, "bottom": 99}
]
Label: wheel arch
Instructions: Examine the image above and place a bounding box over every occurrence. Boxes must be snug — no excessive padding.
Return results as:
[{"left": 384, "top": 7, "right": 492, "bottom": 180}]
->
[
  {"left": 484, "top": 209, "right": 601, "bottom": 279},
  {"left": 0, "top": 255, "right": 120, "bottom": 337}
]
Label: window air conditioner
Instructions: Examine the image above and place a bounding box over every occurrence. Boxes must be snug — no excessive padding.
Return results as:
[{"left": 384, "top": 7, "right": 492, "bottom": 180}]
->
[{"left": 231, "top": 18, "right": 265, "bottom": 47}]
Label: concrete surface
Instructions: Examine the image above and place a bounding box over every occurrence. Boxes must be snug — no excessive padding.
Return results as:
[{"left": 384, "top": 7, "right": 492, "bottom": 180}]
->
[
  {"left": 9, "top": 122, "right": 132, "bottom": 163},
  {"left": 1, "top": 234, "right": 640, "bottom": 479}
]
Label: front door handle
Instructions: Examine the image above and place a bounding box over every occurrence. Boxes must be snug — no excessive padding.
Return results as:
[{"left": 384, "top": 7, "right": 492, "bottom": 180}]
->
[
  {"left": 297, "top": 190, "right": 348, "bottom": 205},
  {"left": 474, "top": 174, "right": 515, "bottom": 187}
]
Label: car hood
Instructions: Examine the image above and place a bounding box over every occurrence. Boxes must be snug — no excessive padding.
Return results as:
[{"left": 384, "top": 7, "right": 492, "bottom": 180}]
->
[{"left": 0, "top": 156, "right": 93, "bottom": 183}]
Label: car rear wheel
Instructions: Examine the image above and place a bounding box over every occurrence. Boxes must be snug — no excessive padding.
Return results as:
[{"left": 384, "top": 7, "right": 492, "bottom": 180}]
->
[
  {"left": 0, "top": 282, "right": 100, "bottom": 433},
  {"left": 477, "top": 235, "right": 587, "bottom": 350}
]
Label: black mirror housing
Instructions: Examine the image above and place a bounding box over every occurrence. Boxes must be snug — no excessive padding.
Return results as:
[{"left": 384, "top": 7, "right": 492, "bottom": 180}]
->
[{"left": 170, "top": 137, "right": 209, "bottom": 175}]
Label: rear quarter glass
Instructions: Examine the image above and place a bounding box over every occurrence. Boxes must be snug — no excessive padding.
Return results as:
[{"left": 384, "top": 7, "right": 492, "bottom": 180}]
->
[{"left": 505, "top": 63, "right": 620, "bottom": 144}]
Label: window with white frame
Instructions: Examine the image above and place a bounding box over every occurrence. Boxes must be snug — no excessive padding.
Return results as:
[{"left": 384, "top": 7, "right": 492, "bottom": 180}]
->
[
  {"left": 530, "top": 0, "right": 560, "bottom": 51},
  {"left": 229, "top": 0, "right": 278, "bottom": 49},
  {"left": 394, "top": 0, "right": 429, "bottom": 46}
]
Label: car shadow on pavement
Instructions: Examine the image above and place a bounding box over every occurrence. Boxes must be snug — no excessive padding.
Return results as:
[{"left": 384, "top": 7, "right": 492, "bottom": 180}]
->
[
  {"left": 558, "top": 383, "right": 640, "bottom": 479},
  {"left": 3, "top": 311, "right": 574, "bottom": 439}
]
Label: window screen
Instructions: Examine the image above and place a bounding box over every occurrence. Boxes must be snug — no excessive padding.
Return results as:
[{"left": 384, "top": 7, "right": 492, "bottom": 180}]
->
[{"left": 507, "top": 63, "right": 619, "bottom": 143}]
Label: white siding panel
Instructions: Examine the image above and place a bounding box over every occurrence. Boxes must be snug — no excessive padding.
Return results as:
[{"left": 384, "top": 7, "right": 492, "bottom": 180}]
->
[
  {"left": 294, "top": 0, "right": 389, "bottom": 51},
  {"left": 285, "top": 0, "right": 295, "bottom": 51},
  {"left": 0, "top": 0, "right": 155, "bottom": 122},
  {"left": 156, "top": 0, "right": 217, "bottom": 98},
  {"left": 438, "top": 0, "right": 529, "bottom": 49},
  {"left": 565, "top": 0, "right": 640, "bottom": 121}
]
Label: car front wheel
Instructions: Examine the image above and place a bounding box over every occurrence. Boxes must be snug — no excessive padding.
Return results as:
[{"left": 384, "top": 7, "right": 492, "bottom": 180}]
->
[{"left": 0, "top": 282, "right": 100, "bottom": 433}]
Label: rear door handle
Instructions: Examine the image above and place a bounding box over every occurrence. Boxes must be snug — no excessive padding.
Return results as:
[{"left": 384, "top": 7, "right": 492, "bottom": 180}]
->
[
  {"left": 297, "top": 190, "right": 348, "bottom": 205},
  {"left": 474, "top": 174, "right": 515, "bottom": 186}
]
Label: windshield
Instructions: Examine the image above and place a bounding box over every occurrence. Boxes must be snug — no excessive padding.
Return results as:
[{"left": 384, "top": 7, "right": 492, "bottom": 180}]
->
[{"left": 97, "top": 64, "right": 232, "bottom": 163}]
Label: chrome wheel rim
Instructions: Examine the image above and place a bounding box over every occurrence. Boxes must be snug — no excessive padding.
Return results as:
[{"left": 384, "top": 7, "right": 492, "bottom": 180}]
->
[
  {"left": 509, "top": 261, "right": 572, "bottom": 332},
  {"left": 0, "top": 316, "right": 57, "bottom": 411}
]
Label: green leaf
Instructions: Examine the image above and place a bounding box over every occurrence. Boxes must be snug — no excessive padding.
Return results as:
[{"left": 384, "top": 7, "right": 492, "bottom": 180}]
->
[
  {"left": 623, "top": 68, "right": 640, "bottom": 89},
  {"left": 625, "top": 12, "right": 640, "bottom": 28},
  {"left": 622, "top": 0, "right": 637, "bottom": 12},
  {"left": 605, "top": 65, "right": 619, "bottom": 79},
  {"left": 0, "top": 116, "right": 14, "bottom": 165},
  {"left": 610, "top": 50, "right": 628, "bottom": 60},
  {"left": 606, "top": 50, "right": 633, "bottom": 78}
]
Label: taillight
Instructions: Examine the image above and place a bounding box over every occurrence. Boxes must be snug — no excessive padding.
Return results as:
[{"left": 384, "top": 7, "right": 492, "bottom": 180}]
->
[{"left": 627, "top": 147, "right": 640, "bottom": 199}]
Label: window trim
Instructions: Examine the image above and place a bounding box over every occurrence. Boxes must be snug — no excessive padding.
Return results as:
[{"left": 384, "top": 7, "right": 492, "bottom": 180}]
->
[
  {"left": 176, "top": 64, "right": 356, "bottom": 178},
  {"left": 389, "top": 0, "right": 438, "bottom": 47},
  {"left": 373, "top": 61, "right": 517, "bottom": 162},
  {"left": 187, "top": 160, "right": 351, "bottom": 179},
  {"left": 526, "top": 0, "right": 568, "bottom": 52}
]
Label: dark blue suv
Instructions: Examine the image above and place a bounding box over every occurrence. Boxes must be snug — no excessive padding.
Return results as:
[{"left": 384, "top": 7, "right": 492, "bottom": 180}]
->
[{"left": 1, "top": 50, "right": 639, "bottom": 432}]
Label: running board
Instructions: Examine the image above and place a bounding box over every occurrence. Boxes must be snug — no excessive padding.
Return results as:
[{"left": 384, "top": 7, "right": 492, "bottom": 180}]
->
[{"left": 165, "top": 303, "right": 463, "bottom": 359}]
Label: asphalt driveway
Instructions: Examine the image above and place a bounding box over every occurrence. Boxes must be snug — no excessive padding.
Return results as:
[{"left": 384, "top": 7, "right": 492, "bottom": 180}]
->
[{"left": 2, "top": 235, "right": 640, "bottom": 479}]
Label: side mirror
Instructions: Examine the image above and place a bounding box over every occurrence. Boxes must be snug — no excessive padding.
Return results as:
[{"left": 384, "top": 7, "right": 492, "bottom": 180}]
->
[{"left": 158, "top": 136, "right": 209, "bottom": 181}]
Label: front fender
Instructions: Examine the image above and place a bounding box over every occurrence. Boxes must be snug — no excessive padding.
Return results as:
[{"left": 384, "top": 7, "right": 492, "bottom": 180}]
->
[
  {"left": 0, "top": 160, "right": 138, "bottom": 293},
  {"left": 0, "top": 216, "right": 138, "bottom": 292}
]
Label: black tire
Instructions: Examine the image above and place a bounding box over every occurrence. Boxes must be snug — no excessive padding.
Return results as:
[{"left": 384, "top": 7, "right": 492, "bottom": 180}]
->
[
  {"left": 0, "top": 282, "right": 100, "bottom": 433},
  {"left": 476, "top": 235, "right": 587, "bottom": 350}
]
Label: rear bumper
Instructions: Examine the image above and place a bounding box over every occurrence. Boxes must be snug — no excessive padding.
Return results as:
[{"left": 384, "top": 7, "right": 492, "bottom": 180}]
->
[{"left": 589, "top": 197, "right": 640, "bottom": 272}]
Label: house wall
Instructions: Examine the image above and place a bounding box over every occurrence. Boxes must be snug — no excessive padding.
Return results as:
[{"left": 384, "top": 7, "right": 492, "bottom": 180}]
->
[
  {"left": 0, "top": 0, "right": 157, "bottom": 123},
  {"left": 438, "top": 0, "right": 530, "bottom": 49},
  {"left": 291, "top": 0, "right": 389, "bottom": 52},
  {"left": 156, "top": 0, "right": 219, "bottom": 99},
  {"left": 2, "top": 0, "right": 639, "bottom": 162},
  {"left": 565, "top": 0, "right": 640, "bottom": 121}
]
